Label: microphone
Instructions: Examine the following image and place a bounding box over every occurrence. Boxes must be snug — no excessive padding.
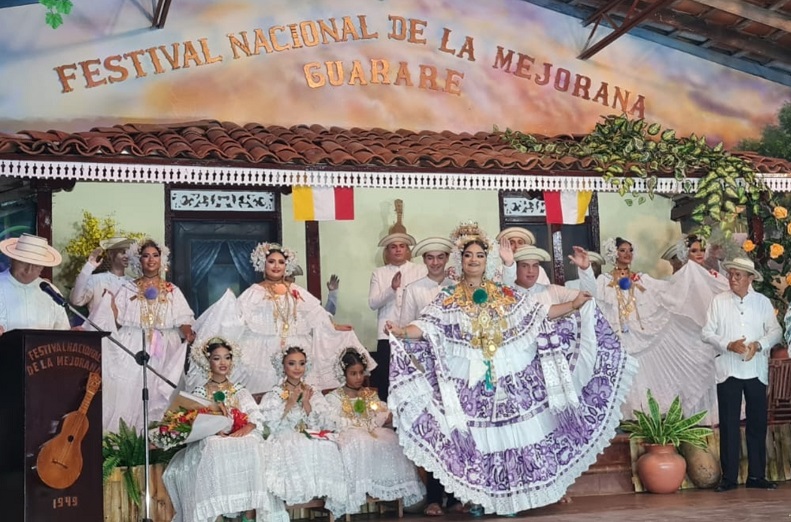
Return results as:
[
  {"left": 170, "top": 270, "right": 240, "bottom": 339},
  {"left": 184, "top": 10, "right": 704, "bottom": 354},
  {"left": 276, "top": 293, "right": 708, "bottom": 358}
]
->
[{"left": 39, "top": 281, "right": 67, "bottom": 306}]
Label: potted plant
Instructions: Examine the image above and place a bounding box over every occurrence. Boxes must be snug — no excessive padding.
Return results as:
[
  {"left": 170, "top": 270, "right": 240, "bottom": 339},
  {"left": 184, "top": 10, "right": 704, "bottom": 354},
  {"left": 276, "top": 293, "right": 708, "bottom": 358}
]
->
[
  {"left": 103, "top": 419, "right": 179, "bottom": 521},
  {"left": 621, "top": 390, "right": 713, "bottom": 494}
]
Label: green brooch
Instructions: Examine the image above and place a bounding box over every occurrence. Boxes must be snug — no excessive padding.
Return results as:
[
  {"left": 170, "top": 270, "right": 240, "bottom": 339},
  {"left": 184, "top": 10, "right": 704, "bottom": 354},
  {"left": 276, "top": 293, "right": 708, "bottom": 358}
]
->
[
  {"left": 213, "top": 391, "right": 226, "bottom": 403},
  {"left": 353, "top": 398, "right": 366, "bottom": 414},
  {"left": 472, "top": 288, "right": 488, "bottom": 304}
]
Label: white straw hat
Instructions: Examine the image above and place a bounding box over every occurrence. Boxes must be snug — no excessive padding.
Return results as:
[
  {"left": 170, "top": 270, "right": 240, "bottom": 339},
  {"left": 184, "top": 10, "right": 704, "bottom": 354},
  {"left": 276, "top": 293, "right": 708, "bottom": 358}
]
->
[
  {"left": 722, "top": 257, "right": 763, "bottom": 282},
  {"left": 496, "top": 227, "right": 536, "bottom": 246},
  {"left": 413, "top": 237, "right": 454, "bottom": 258},
  {"left": 513, "top": 245, "right": 551, "bottom": 262},
  {"left": 99, "top": 237, "right": 134, "bottom": 251},
  {"left": 0, "top": 233, "right": 62, "bottom": 267},
  {"left": 378, "top": 232, "right": 416, "bottom": 248},
  {"left": 587, "top": 251, "right": 606, "bottom": 266}
]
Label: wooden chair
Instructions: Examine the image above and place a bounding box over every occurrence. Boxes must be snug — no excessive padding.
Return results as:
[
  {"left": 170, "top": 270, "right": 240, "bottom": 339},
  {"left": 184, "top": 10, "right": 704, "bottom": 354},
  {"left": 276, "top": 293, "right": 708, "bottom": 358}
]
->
[
  {"left": 344, "top": 496, "right": 404, "bottom": 521},
  {"left": 767, "top": 358, "right": 791, "bottom": 423},
  {"left": 287, "top": 499, "right": 335, "bottom": 522}
]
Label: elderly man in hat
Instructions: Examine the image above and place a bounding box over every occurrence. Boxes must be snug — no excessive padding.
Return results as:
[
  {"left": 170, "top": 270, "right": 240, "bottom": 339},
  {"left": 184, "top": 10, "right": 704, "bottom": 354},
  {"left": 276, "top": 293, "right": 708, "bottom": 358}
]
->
[
  {"left": 702, "top": 257, "right": 781, "bottom": 492},
  {"left": 0, "top": 233, "right": 70, "bottom": 335},
  {"left": 399, "top": 237, "right": 455, "bottom": 326},
  {"left": 368, "top": 232, "right": 426, "bottom": 400},
  {"left": 70, "top": 237, "right": 133, "bottom": 314},
  {"left": 513, "top": 245, "right": 593, "bottom": 317}
]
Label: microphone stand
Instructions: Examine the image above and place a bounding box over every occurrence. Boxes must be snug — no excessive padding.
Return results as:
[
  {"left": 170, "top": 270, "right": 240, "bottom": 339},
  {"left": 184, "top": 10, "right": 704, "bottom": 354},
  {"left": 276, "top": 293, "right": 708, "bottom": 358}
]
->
[{"left": 47, "top": 293, "right": 170, "bottom": 522}]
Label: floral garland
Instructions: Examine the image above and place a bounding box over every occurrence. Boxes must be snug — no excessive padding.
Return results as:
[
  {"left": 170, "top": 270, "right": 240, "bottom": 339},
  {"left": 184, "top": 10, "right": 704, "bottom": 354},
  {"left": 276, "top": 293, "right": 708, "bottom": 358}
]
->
[
  {"left": 602, "top": 237, "right": 639, "bottom": 267},
  {"left": 250, "top": 242, "right": 299, "bottom": 276},
  {"left": 126, "top": 239, "right": 170, "bottom": 278}
]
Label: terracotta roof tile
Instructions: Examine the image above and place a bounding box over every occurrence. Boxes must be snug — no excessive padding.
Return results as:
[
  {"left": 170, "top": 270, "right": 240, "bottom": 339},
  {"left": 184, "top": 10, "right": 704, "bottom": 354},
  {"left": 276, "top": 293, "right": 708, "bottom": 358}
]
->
[{"left": 0, "top": 120, "right": 789, "bottom": 176}]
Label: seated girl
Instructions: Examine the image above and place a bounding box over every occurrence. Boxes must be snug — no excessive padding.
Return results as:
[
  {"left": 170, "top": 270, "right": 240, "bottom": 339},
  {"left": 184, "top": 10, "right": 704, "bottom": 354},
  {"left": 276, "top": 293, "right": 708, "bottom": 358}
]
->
[
  {"left": 325, "top": 348, "right": 425, "bottom": 514},
  {"left": 259, "top": 346, "right": 348, "bottom": 518},
  {"left": 162, "top": 337, "right": 283, "bottom": 522}
]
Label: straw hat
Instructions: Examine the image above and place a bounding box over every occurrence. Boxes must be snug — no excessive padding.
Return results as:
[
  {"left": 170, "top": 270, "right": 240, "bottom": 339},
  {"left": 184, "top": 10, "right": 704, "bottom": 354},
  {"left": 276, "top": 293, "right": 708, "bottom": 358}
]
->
[
  {"left": 0, "top": 233, "right": 62, "bottom": 267},
  {"left": 495, "top": 227, "right": 536, "bottom": 246},
  {"left": 413, "top": 237, "right": 454, "bottom": 258},
  {"left": 587, "top": 251, "right": 606, "bottom": 266},
  {"left": 722, "top": 257, "right": 763, "bottom": 282},
  {"left": 378, "top": 232, "right": 416, "bottom": 248},
  {"left": 99, "top": 237, "right": 134, "bottom": 251},
  {"left": 660, "top": 242, "right": 681, "bottom": 261},
  {"left": 513, "top": 245, "right": 551, "bottom": 263}
]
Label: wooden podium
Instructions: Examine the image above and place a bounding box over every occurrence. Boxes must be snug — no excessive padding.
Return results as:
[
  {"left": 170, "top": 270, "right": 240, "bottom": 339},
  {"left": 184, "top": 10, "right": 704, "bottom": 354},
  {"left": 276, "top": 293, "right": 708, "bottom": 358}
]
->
[{"left": 0, "top": 329, "right": 106, "bottom": 522}]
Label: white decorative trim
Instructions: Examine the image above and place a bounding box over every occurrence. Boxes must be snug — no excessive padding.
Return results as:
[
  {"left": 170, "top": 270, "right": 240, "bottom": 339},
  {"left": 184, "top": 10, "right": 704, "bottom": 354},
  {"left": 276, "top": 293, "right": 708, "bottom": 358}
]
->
[
  {"left": 1, "top": 159, "right": 788, "bottom": 192},
  {"left": 170, "top": 189, "right": 275, "bottom": 211}
]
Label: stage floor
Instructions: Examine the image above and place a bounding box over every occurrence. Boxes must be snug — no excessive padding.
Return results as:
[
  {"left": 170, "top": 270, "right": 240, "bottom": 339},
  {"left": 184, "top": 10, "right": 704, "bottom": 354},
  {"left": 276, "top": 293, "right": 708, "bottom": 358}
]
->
[{"left": 384, "top": 482, "right": 791, "bottom": 521}]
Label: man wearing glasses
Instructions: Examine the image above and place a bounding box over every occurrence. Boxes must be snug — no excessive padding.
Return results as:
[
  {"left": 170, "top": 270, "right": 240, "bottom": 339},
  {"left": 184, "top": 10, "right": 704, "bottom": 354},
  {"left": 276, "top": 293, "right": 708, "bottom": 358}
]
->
[{"left": 702, "top": 257, "right": 781, "bottom": 492}]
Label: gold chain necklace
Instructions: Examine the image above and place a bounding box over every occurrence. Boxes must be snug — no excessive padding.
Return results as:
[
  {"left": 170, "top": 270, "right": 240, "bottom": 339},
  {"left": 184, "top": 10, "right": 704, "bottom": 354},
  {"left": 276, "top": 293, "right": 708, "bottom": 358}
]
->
[
  {"left": 137, "top": 278, "right": 168, "bottom": 342},
  {"left": 267, "top": 285, "right": 296, "bottom": 348},
  {"left": 608, "top": 269, "right": 643, "bottom": 333}
]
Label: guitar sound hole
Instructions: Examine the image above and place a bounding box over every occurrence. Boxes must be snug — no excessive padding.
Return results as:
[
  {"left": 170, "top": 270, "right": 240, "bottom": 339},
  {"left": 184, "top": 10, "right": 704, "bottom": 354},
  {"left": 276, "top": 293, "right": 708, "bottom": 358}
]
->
[{"left": 67, "top": 435, "right": 74, "bottom": 442}]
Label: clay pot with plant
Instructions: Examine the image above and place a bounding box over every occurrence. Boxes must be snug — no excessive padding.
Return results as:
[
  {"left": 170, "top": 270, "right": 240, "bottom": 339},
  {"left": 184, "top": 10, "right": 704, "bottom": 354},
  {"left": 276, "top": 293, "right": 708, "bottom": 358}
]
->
[{"left": 621, "top": 390, "right": 714, "bottom": 494}]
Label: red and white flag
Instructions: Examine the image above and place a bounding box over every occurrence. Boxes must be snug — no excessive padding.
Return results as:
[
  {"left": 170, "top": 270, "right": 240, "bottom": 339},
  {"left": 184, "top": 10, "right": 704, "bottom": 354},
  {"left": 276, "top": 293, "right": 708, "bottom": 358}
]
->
[
  {"left": 293, "top": 186, "right": 354, "bottom": 221},
  {"left": 543, "top": 191, "right": 592, "bottom": 224}
]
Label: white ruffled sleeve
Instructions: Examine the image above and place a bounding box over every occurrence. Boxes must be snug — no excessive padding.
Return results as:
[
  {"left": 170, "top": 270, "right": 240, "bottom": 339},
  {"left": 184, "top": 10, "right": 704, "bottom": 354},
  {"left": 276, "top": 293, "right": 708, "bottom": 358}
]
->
[
  {"left": 305, "top": 386, "right": 338, "bottom": 431},
  {"left": 69, "top": 261, "right": 100, "bottom": 306},
  {"left": 236, "top": 387, "right": 266, "bottom": 436},
  {"left": 168, "top": 285, "right": 195, "bottom": 327}
]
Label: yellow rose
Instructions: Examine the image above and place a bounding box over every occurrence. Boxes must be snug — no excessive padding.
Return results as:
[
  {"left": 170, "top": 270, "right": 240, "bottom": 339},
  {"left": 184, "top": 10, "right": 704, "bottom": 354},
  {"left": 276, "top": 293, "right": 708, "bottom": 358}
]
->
[
  {"left": 774, "top": 206, "right": 788, "bottom": 219},
  {"left": 786, "top": 274, "right": 791, "bottom": 286},
  {"left": 787, "top": 222, "right": 791, "bottom": 235},
  {"left": 742, "top": 239, "right": 756, "bottom": 253},
  {"left": 770, "top": 243, "right": 784, "bottom": 259}
]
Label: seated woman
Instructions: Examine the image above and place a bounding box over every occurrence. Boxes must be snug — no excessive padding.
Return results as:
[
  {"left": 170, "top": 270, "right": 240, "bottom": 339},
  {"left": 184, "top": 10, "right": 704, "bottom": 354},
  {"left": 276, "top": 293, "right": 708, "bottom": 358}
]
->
[
  {"left": 259, "top": 346, "right": 348, "bottom": 518},
  {"left": 385, "top": 222, "right": 636, "bottom": 516},
  {"left": 325, "top": 348, "right": 425, "bottom": 514},
  {"left": 163, "top": 337, "right": 282, "bottom": 522},
  {"left": 191, "top": 242, "right": 375, "bottom": 395}
]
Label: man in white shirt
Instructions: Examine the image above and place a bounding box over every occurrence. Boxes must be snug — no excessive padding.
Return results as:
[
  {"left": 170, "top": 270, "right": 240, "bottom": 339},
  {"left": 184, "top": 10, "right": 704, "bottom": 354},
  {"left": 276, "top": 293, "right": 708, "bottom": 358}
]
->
[
  {"left": 69, "top": 236, "right": 133, "bottom": 314},
  {"left": 368, "top": 232, "right": 426, "bottom": 400},
  {"left": 702, "top": 257, "right": 781, "bottom": 492},
  {"left": 0, "top": 234, "right": 70, "bottom": 334},
  {"left": 496, "top": 226, "right": 548, "bottom": 285},
  {"left": 513, "top": 245, "right": 593, "bottom": 314},
  {"left": 399, "top": 237, "right": 455, "bottom": 326},
  {"left": 566, "top": 251, "right": 604, "bottom": 289}
]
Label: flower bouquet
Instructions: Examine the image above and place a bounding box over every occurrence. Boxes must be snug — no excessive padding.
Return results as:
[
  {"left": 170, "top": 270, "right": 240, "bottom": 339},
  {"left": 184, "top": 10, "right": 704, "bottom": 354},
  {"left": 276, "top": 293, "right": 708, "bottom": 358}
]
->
[{"left": 149, "top": 407, "right": 232, "bottom": 450}]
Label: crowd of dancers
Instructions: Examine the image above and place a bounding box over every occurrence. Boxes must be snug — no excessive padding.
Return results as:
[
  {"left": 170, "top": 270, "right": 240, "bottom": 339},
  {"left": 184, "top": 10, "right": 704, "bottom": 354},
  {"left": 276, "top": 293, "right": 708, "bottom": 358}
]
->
[{"left": 0, "top": 218, "right": 784, "bottom": 519}]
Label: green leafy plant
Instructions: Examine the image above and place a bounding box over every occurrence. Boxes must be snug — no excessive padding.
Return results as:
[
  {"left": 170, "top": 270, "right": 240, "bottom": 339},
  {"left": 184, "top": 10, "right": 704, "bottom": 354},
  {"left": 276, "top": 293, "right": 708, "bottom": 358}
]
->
[
  {"left": 502, "top": 114, "right": 769, "bottom": 237},
  {"left": 40, "top": 0, "right": 73, "bottom": 29},
  {"left": 621, "top": 390, "right": 713, "bottom": 449},
  {"left": 102, "top": 419, "right": 182, "bottom": 506}
]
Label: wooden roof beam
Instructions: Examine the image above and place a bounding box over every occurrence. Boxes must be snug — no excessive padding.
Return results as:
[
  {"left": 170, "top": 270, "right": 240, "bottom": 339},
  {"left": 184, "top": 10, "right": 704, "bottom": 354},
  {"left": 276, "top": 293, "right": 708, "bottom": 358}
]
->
[{"left": 694, "top": 0, "right": 791, "bottom": 33}]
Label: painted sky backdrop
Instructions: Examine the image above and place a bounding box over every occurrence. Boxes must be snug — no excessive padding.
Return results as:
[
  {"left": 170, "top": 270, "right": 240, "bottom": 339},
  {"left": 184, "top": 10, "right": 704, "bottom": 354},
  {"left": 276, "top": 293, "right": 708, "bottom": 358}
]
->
[{"left": 1, "top": 0, "right": 790, "bottom": 146}]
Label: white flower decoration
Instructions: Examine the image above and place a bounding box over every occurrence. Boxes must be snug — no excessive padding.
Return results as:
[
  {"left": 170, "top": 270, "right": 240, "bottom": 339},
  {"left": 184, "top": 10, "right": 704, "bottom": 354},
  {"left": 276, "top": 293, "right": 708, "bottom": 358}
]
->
[
  {"left": 250, "top": 242, "right": 298, "bottom": 276},
  {"left": 602, "top": 237, "right": 638, "bottom": 266}
]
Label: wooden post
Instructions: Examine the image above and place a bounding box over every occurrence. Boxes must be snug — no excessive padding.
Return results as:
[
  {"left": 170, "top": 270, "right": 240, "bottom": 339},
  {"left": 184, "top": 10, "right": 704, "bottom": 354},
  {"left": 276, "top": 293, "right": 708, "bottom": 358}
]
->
[{"left": 305, "top": 221, "right": 322, "bottom": 301}]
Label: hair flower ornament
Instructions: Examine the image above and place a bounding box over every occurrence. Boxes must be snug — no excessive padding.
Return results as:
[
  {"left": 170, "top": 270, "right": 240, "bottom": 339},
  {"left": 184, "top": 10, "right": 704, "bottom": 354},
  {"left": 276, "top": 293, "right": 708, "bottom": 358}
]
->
[
  {"left": 127, "top": 239, "right": 170, "bottom": 278},
  {"left": 250, "top": 242, "right": 299, "bottom": 276},
  {"left": 448, "top": 221, "right": 500, "bottom": 280}
]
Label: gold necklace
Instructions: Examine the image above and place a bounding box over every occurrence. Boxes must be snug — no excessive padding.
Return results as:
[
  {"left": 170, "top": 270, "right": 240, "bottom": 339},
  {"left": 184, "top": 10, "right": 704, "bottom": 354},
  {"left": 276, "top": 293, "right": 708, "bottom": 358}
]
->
[
  {"left": 267, "top": 284, "right": 296, "bottom": 348},
  {"left": 607, "top": 269, "right": 643, "bottom": 333},
  {"left": 339, "top": 387, "right": 380, "bottom": 435},
  {"left": 137, "top": 278, "right": 168, "bottom": 342}
]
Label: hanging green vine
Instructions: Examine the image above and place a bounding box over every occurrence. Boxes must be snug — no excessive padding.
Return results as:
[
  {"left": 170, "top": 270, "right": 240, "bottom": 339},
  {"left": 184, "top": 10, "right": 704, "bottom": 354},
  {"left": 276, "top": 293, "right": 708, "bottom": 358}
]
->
[
  {"left": 40, "top": 0, "right": 73, "bottom": 29},
  {"left": 502, "top": 114, "right": 770, "bottom": 237}
]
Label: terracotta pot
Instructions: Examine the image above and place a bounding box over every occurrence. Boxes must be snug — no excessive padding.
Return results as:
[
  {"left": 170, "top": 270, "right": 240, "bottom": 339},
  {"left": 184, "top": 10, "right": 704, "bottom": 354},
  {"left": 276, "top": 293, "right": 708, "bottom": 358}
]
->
[
  {"left": 679, "top": 442, "right": 721, "bottom": 488},
  {"left": 636, "top": 444, "right": 687, "bottom": 494}
]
